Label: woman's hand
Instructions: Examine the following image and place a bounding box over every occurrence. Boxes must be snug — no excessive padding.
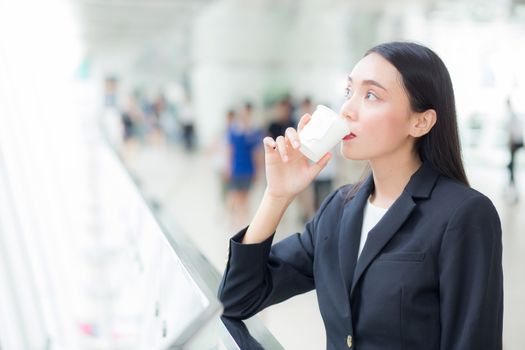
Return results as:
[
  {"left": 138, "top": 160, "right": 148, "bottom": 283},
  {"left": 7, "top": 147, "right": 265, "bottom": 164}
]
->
[{"left": 263, "top": 114, "right": 332, "bottom": 200}]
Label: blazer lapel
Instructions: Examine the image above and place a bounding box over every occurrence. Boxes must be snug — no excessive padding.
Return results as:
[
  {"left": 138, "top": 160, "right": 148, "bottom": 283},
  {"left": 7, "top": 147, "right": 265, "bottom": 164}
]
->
[
  {"left": 338, "top": 176, "right": 373, "bottom": 299},
  {"left": 349, "top": 191, "right": 416, "bottom": 296},
  {"left": 349, "top": 162, "right": 441, "bottom": 297}
]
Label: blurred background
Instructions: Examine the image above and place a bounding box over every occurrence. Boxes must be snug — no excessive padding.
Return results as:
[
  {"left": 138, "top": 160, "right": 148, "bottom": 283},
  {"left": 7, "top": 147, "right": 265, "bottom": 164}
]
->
[{"left": 1, "top": 0, "right": 524, "bottom": 349}]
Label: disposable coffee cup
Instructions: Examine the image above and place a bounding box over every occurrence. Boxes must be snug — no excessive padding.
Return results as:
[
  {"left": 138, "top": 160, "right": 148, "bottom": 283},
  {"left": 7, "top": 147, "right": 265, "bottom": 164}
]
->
[{"left": 298, "top": 105, "right": 350, "bottom": 162}]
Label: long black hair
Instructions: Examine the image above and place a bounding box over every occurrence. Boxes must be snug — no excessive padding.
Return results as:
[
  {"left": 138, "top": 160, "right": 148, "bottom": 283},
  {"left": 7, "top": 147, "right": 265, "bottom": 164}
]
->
[{"left": 348, "top": 42, "right": 469, "bottom": 199}]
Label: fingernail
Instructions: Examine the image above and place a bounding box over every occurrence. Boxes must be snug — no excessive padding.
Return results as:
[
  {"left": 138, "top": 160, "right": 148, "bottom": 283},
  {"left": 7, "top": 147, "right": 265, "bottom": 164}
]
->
[{"left": 293, "top": 141, "right": 300, "bottom": 148}]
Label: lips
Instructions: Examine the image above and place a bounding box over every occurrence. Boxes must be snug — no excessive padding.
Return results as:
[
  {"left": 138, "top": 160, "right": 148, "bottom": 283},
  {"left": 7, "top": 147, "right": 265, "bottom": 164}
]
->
[{"left": 343, "top": 132, "right": 356, "bottom": 141}]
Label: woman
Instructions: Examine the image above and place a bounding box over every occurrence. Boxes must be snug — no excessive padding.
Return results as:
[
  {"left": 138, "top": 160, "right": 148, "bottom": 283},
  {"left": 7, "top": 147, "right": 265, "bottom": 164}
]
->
[{"left": 218, "top": 42, "right": 503, "bottom": 350}]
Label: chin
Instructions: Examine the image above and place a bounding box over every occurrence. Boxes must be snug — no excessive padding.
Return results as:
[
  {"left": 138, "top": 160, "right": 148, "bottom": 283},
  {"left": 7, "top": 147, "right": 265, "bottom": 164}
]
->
[
  {"left": 340, "top": 145, "right": 366, "bottom": 160},
  {"left": 341, "top": 150, "right": 367, "bottom": 161}
]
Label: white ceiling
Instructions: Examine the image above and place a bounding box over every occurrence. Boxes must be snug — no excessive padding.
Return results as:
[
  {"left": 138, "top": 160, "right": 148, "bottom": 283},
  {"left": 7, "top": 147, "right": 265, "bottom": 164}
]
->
[
  {"left": 71, "top": 0, "right": 523, "bottom": 52},
  {"left": 68, "top": 0, "right": 524, "bottom": 80},
  {"left": 71, "top": 0, "right": 215, "bottom": 52}
]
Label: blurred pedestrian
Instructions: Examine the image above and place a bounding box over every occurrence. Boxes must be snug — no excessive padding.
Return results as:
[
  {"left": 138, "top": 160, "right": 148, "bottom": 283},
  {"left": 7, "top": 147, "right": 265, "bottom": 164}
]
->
[
  {"left": 210, "top": 109, "right": 236, "bottom": 203},
  {"left": 268, "top": 99, "right": 295, "bottom": 139},
  {"left": 179, "top": 95, "right": 196, "bottom": 151},
  {"left": 227, "top": 103, "right": 263, "bottom": 228},
  {"left": 506, "top": 97, "right": 523, "bottom": 203}
]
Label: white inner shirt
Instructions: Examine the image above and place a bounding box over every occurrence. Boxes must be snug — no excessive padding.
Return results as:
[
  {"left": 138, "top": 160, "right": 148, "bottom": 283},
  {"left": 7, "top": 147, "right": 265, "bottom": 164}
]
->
[{"left": 358, "top": 197, "right": 389, "bottom": 259}]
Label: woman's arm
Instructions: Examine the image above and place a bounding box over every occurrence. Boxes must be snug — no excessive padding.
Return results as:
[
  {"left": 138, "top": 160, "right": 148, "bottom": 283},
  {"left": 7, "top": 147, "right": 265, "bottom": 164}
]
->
[
  {"left": 218, "top": 189, "right": 339, "bottom": 319},
  {"left": 218, "top": 114, "right": 333, "bottom": 318},
  {"left": 438, "top": 194, "right": 503, "bottom": 350},
  {"left": 242, "top": 190, "right": 293, "bottom": 244}
]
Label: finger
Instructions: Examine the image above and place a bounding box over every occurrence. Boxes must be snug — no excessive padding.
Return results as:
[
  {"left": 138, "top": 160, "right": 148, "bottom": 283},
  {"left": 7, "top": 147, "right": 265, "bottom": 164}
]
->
[
  {"left": 275, "top": 136, "right": 289, "bottom": 162},
  {"left": 263, "top": 136, "right": 277, "bottom": 152},
  {"left": 297, "top": 114, "right": 312, "bottom": 133},
  {"left": 285, "top": 127, "right": 301, "bottom": 149}
]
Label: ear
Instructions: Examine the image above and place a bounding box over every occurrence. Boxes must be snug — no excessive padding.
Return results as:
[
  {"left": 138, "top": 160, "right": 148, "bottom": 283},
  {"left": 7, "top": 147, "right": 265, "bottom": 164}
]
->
[{"left": 409, "top": 109, "right": 436, "bottom": 138}]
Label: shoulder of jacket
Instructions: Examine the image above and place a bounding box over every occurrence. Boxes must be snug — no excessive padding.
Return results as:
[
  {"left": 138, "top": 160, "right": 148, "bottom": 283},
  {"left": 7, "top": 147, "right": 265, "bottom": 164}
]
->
[
  {"left": 317, "top": 184, "right": 355, "bottom": 214},
  {"left": 435, "top": 176, "right": 493, "bottom": 208}
]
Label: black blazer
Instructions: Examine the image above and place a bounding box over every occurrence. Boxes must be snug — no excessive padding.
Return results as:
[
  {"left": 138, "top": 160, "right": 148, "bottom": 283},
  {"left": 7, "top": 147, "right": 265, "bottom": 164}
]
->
[{"left": 218, "top": 163, "right": 503, "bottom": 350}]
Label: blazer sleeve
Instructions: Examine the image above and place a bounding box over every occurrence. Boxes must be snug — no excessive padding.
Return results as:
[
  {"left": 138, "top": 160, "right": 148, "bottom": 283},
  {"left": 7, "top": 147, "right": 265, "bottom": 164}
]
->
[
  {"left": 218, "top": 189, "right": 339, "bottom": 319},
  {"left": 438, "top": 194, "right": 503, "bottom": 350}
]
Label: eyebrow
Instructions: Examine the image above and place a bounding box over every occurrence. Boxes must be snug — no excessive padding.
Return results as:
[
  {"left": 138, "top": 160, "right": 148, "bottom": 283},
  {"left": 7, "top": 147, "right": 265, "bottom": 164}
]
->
[{"left": 347, "top": 76, "right": 388, "bottom": 91}]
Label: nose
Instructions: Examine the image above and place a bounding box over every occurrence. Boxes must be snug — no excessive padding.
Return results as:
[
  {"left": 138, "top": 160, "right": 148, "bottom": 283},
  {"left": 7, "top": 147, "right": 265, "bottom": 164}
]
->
[{"left": 340, "top": 98, "right": 357, "bottom": 121}]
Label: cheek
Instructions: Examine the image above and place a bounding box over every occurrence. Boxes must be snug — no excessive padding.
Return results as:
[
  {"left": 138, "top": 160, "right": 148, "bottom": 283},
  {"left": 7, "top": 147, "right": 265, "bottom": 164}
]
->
[
  {"left": 341, "top": 104, "right": 412, "bottom": 160},
  {"left": 363, "top": 109, "right": 409, "bottom": 144}
]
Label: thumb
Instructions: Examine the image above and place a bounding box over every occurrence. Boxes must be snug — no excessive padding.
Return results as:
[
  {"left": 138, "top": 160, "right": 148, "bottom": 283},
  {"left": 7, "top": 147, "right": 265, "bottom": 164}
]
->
[{"left": 308, "top": 152, "right": 332, "bottom": 177}]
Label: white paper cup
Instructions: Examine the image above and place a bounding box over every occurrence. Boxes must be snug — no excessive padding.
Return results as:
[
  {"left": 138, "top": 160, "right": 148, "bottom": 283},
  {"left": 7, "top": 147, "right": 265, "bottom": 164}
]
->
[{"left": 299, "top": 105, "right": 350, "bottom": 162}]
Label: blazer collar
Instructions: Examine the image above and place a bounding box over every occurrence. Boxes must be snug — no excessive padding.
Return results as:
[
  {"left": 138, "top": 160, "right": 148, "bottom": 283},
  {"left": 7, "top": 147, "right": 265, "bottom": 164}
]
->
[
  {"left": 403, "top": 161, "right": 440, "bottom": 199},
  {"left": 338, "top": 162, "right": 440, "bottom": 299},
  {"left": 338, "top": 174, "right": 374, "bottom": 300}
]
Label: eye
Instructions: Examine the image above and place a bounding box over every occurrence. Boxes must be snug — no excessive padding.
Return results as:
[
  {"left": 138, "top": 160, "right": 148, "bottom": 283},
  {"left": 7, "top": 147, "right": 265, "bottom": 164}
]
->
[
  {"left": 366, "top": 91, "right": 378, "bottom": 101},
  {"left": 345, "top": 87, "right": 353, "bottom": 98}
]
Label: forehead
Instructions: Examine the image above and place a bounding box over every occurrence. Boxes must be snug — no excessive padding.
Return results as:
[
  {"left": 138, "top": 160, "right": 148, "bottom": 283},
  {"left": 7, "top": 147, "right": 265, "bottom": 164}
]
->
[{"left": 349, "top": 53, "right": 401, "bottom": 89}]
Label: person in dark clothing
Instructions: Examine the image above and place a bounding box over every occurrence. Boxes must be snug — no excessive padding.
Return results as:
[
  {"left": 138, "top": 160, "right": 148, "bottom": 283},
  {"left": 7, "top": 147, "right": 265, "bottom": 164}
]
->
[
  {"left": 506, "top": 97, "right": 523, "bottom": 203},
  {"left": 267, "top": 99, "right": 296, "bottom": 139}
]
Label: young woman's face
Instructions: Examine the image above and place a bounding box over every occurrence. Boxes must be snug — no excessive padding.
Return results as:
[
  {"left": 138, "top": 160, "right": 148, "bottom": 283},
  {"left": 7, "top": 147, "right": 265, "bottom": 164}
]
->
[{"left": 340, "top": 53, "right": 417, "bottom": 161}]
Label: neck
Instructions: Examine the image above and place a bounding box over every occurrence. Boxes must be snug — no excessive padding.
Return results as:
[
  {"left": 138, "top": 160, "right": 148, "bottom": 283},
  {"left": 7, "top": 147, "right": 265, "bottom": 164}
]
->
[{"left": 369, "top": 153, "right": 422, "bottom": 208}]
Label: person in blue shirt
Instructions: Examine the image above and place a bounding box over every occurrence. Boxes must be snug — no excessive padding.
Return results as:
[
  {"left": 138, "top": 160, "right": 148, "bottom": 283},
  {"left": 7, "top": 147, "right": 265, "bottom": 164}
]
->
[
  {"left": 218, "top": 42, "right": 503, "bottom": 350},
  {"left": 227, "top": 102, "right": 263, "bottom": 227}
]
